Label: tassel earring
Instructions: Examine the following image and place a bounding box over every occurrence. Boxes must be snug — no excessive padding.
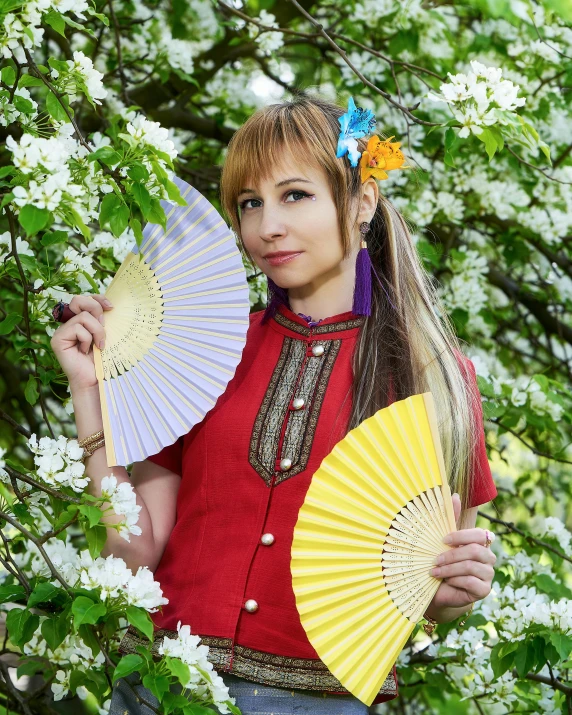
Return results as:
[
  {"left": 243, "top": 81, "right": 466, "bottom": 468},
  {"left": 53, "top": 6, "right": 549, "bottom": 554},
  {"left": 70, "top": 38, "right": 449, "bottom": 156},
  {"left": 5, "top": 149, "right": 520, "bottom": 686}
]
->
[
  {"left": 352, "top": 220, "right": 373, "bottom": 317},
  {"left": 262, "top": 276, "right": 290, "bottom": 324}
]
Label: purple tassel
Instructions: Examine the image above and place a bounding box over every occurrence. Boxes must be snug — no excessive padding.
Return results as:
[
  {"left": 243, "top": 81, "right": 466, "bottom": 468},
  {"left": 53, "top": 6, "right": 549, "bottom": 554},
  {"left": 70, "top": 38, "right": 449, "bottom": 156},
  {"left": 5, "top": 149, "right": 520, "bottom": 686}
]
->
[
  {"left": 352, "top": 245, "right": 372, "bottom": 316},
  {"left": 262, "top": 277, "right": 289, "bottom": 324}
]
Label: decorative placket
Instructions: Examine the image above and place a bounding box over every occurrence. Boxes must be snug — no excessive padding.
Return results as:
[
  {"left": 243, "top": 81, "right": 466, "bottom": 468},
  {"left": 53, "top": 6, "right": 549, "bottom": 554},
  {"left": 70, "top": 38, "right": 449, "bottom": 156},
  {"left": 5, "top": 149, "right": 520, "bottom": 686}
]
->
[{"left": 249, "top": 325, "right": 342, "bottom": 486}]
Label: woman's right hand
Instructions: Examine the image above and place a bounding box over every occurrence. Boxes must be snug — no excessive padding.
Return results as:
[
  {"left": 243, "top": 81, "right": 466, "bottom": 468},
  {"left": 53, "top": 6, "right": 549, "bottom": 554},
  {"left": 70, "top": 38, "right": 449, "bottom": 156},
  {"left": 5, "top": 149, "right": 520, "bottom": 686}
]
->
[{"left": 50, "top": 294, "right": 114, "bottom": 391}]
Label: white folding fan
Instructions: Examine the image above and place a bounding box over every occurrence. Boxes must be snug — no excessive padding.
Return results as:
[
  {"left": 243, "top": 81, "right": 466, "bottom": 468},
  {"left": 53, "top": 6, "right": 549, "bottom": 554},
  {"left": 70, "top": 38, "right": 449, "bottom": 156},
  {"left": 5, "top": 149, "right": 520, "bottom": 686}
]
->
[
  {"left": 290, "top": 391, "right": 457, "bottom": 706},
  {"left": 93, "top": 176, "right": 250, "bottom": 467}
]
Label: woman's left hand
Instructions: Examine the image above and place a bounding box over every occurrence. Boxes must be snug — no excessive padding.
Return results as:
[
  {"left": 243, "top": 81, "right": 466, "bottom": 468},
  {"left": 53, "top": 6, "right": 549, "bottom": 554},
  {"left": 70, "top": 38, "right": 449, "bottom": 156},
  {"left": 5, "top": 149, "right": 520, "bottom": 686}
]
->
[{"left": 429, "top": 493, "right": 496, "bottom": 611}]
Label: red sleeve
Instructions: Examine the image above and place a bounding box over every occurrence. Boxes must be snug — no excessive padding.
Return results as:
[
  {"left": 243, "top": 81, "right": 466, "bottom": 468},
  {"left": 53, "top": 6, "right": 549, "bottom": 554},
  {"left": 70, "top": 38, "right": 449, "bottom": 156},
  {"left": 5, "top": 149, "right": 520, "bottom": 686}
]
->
[
  {"left": 146, "top": 435, "right": 184, "bottom": 476},
  {"left": 460, "top": 355, "right": 497, "bottom": 508}
]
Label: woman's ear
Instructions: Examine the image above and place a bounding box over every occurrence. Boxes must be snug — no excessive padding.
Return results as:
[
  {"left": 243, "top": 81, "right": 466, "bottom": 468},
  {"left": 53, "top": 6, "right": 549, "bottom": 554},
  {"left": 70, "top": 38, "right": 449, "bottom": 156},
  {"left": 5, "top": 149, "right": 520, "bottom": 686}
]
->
[{"left": 359, "top": 177, "right": 379, "bottom": 222}]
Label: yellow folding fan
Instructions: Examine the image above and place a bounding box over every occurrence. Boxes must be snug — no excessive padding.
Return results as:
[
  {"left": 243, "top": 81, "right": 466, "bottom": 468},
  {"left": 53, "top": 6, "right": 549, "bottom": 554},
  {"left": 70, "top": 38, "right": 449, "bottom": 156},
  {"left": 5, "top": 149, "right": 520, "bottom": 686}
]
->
[
  {"left": 290, "top": 391, "right": 457, "bottom": 706},
  {"left": 92, "top": 176, "right": 250, "bottom": 468}
]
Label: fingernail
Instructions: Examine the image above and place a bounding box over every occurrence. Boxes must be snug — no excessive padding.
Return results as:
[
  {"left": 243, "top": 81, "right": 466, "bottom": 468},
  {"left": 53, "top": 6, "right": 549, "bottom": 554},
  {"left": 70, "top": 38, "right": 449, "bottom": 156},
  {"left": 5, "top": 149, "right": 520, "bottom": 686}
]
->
[
  {"left": 431, "top": 567, "right": 441, "bottom": 576},
  {"left": 443, "top": 534, "right": 453, "bottom": 544},
  {"left": 434, "top": 554, "right": 444, "bottom": 565},
  {"left": 99, "top": 339, "right": 105, "bottom": 349},
  {"left": 103, "top": 299, "right": 113, "bottom": 308},
  {"left": 99, "top": 315, "right": 105, "bottom": 325}
]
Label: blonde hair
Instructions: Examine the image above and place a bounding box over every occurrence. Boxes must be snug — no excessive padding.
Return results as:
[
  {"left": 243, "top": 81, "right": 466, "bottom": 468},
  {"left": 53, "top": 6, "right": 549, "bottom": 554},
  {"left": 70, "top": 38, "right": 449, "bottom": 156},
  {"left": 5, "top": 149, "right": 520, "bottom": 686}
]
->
[{"left": 220, "top": 95, "right": 485, "bottom": 510}]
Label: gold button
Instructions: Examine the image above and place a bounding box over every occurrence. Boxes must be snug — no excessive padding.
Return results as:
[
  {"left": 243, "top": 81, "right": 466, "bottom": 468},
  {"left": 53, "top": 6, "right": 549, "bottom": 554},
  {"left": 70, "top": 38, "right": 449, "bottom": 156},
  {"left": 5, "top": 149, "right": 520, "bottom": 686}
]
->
[
  {"left": 280, "top": 457, "right": 292, "bottom": 471},
  {"left": 311, "top": 345, "right": 325, "bottom": 356}
]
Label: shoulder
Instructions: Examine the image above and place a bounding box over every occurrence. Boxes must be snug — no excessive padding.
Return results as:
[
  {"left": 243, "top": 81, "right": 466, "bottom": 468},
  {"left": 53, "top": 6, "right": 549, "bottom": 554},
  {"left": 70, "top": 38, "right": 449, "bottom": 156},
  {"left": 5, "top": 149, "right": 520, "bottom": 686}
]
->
[{"left": 249, "top": 309, "right": 265, "bottom": 326}]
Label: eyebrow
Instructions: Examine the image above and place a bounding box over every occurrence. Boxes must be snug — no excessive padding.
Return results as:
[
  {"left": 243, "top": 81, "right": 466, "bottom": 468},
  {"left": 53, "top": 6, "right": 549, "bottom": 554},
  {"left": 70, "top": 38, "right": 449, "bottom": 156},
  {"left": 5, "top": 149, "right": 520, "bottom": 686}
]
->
[{"left": 237, "top": 177, "right": 313, "bottom": 198}]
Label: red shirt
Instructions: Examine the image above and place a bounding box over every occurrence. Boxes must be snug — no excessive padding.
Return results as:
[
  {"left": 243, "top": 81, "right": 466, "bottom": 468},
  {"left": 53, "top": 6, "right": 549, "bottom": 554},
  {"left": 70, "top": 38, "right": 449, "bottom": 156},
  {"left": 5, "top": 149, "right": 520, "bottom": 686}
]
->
[{"left": 120, "top": 303, "right": 497, "bottom": 705}]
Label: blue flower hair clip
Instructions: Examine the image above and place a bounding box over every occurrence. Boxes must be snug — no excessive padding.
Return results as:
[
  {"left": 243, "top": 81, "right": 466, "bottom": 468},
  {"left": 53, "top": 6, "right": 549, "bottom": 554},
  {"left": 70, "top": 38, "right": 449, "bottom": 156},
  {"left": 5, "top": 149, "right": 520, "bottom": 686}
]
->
[{"left": 336, "top": 96, "right": 377, "bottom": 168}]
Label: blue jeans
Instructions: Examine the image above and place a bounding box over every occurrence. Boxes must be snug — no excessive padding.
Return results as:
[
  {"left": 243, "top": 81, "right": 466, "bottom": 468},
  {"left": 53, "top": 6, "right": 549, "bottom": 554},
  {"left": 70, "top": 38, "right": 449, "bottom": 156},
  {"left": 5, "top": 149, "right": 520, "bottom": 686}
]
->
[{"left": 109, "top": 672, "right": 369, "bottom": 715}]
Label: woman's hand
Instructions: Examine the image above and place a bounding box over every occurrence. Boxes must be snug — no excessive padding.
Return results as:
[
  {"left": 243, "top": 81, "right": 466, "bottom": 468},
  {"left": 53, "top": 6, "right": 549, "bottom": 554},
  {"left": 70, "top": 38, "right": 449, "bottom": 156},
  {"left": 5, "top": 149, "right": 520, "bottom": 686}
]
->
[
  {"left": 428, "top": 493, "right": 496, "bottom": 615},
  {"left": 50, "top": 294, "right": 114, "bottom": 391}
]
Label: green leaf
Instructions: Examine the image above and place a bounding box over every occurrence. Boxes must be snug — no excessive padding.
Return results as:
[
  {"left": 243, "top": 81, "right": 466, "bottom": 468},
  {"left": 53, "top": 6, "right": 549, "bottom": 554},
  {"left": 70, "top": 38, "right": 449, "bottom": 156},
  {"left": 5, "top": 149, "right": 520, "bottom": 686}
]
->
[
  {"left": 130, "top": 217, "right": 144, "bottom": 248},
  {"left": 0, "top": 166, "right": 15, "bottom": 178},
  {"left": 163, "top": 692, "right": 192, "bottom": 715},
  {"left": 78, "top": 504, "right": 103, "bottom": 529},
  {"left": 100, "top": 193, "right": 129, "bottom": 237},
  {"left": 142, "top": 673, "right": 170, "bottom": 701},
  {"left": 514, "top": 642, "right": 535, "bottom": 677},
  {"left": 6, "top": 608, "right": 39, "bottom": 648},
  {"left": 0, "top": 312, "right": 22, "bottom": 335},
  {"left": 127, "top": 163, "right": 149, "bottom": 182},
  {"left": 131, "top": 182, "right": 151, "bottom": 217},
  {"left": 13, "top": 95, "right": 34, "bottom": 114},
  {"left": 46, "top": 91, "right": 71, "bottom": 122},
  {"left": 18, "top": 204, "right": 50, "bottom": 236},
  {"left": 476, "top": 127, "right": 498, "bottom": 161},
  {"left": 163, "top": 179, "right": 187, "bottom": 206},
  {"left": 88, "top": 146, "right": 121, "bottom": 166},
  {"left": 182, "top": 704, "right": 217, "bottom": 714},
  {"left": 68, "top": 208, "right": 91, "bottom": 239},
  {"left": 0, "top": 584, "right": 26, "bottom": 604},
  {"left": 24, "top": 375, "right": 39, "bottom": 406},
  {"left": 18, "top": 74, "right": 43, "bottom": 88},
  {"left": 99, "top": 193, "right": 120, "bottom": 229},
  {"left": 535, "top": 573, "right": 572, "bottom": 600},
  {"left": 78, "top": 623, "right": 101, "bottom": 658},
  {"left": 71, "top": 596, "right": 107, "bottom": 629},
  {"left": 147, "top": 199, "right": 167, "bottom": 230},
  {"left": 43, "top": 11, "right": 66, "bottom": 36},
  {"left": 41, "top": 229, "right": 68, "bottom": 246},
  {"left": 1, "top": 66, "right": 15, "bottom": 85},
  {"left": 542, "top": 0, "right": 572, "bottom": 21},
  {"left": 16, "top": 658, "right": 45, "bottom": 679},
  {"left": 110, "top": 203, "right": 130, "bottom": 238},
  {"left": 165, "top": 656, "right": 190, "bottom": 686},
  {"left": 112, "top": 654, "right": 143, "bottom": 683},
  {"left": 28, "top": 582, "right": 68, "bottom": 608},
  {"left": 490, "top": 641, "right": 518, "bottom": 677},
  {"left": 126, "top": 606, "right": 154, "bottom": 642},
  {"left": 85, "top": 524, "right": 107, "bottom": 558},
  {"left": 41, "top": 612, "right": 69, "bottom": 651},
  {"left": 550, "top": 631, "right": 572, "bottom": 661}
]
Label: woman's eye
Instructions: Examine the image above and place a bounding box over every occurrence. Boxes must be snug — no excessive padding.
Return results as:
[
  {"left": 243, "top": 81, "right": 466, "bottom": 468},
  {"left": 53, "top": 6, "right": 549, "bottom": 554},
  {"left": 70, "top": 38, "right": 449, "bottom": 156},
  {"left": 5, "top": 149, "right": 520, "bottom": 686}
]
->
[
  {"left": 285, "top": 190, "right": 310, "bottom": 203},
  {"left": 238, "top": 190, "right": 312, "bottom": 211}
]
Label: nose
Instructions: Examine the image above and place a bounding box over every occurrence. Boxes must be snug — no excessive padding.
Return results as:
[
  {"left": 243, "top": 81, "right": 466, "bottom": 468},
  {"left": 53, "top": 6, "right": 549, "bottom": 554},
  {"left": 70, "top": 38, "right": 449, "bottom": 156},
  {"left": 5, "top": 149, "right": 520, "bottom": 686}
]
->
[{"left": 257, "top": 205, "right": 288, "bottom": 242}]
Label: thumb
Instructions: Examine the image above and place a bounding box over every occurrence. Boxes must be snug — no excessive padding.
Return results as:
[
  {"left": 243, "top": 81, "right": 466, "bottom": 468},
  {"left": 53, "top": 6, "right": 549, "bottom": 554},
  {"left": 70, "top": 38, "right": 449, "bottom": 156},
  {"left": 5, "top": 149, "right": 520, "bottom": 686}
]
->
[{"left": 452, "top": 492, "right": 462, "bottom": 527}]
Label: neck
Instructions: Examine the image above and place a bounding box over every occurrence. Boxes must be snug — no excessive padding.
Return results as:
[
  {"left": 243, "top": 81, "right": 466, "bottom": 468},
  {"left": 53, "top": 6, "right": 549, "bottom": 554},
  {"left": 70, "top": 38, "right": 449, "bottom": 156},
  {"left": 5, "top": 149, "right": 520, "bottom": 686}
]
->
[{"left": 287, "top": 252, "right": 357, "bottom": 321}]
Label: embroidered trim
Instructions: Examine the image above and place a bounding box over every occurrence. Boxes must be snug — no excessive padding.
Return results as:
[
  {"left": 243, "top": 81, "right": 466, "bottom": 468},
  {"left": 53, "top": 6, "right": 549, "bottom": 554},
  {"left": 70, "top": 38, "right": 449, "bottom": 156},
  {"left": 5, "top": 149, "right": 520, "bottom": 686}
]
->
[
  {"left": 118, "top": 627, "right": 397, "bottom": 697},
  {"left": 248, "top": 337, "right": 341, "bottom": 486},
  {"left": 274, "top": 311, "right": 364, "bottom": 337}
]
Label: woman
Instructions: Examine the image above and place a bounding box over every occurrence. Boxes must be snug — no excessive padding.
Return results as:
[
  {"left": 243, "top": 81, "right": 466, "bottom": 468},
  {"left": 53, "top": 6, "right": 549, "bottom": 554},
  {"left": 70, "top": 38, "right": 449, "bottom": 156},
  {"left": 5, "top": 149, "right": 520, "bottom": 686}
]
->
[{"left": 50, "top": 96, "right": 497, "bottom": 714}]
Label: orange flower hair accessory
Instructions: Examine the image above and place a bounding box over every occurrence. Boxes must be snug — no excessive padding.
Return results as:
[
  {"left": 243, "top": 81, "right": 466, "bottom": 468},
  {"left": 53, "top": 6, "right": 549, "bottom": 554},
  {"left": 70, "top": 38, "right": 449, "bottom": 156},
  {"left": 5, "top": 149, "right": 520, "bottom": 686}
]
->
[{"left": 359, "top": 135, "right": 410, "bottom": 183}]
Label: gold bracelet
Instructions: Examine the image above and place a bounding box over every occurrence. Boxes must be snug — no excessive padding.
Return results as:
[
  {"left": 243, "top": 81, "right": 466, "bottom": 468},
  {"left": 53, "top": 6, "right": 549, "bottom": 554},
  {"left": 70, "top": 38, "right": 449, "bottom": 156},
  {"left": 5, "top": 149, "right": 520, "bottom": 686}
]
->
[
  {"left": 422, "top": 614, "right": 438, "bottom": 636},
  {"left": 78, "top": 429, "right": 104, "bottom": 448},
  {"left": 82, "top": 439, "right": 105, "bottom": 458},
  {"left": 459, "top": 602, "right": 474, "bottom": 628},
  {"left": 78, "top": 430, "right": 105, "bottom": 459}
]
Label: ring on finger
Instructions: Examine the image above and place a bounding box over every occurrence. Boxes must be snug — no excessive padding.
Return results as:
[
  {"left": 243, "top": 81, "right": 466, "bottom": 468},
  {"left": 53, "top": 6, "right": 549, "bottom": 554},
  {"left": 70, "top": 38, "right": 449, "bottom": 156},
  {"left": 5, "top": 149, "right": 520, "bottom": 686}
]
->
[{"left": 484, "top": 529, "right": 495, "bottom": 549}]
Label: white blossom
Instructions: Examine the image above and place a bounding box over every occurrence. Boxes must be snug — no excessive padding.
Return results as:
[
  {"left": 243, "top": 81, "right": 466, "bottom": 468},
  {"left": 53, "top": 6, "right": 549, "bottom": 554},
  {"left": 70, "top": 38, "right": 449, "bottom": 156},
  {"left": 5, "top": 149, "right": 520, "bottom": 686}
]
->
[
  {"left": 101, "top": 475, "right": 142, "bottom": 542},
  {"left": 28, "top": 433, "right": 89, "bottom": 493}
]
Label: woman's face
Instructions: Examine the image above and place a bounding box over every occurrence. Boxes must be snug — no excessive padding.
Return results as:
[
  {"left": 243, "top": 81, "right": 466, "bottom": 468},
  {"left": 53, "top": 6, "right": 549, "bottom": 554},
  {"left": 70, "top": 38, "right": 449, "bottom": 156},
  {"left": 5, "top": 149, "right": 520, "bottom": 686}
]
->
[{"left": 237, "top": 153, "right": 357, "bottom": 293}]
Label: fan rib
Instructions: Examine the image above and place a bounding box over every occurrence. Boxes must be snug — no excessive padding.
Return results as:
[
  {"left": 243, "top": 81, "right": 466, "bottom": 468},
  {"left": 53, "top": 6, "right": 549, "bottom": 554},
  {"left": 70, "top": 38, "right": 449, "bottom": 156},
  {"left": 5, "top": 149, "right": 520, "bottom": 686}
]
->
[
  {"left": 152, "top": 345, "right": 224, "bottom": 393},
  {"left": 157, "top": 237, "right": 237, "bottom": 282}
]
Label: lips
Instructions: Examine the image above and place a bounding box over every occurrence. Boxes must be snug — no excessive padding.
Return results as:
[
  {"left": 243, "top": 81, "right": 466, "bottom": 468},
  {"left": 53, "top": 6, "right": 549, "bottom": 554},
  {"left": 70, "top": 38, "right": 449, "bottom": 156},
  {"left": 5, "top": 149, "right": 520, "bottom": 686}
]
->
[{"left": 263, "top": 252, "right": 303, "bottom": 266}]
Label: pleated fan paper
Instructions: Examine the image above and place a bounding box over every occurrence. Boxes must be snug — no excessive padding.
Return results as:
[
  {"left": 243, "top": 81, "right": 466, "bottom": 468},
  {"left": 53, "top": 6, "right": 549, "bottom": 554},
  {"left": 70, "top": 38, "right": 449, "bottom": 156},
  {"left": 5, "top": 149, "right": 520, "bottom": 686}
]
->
[
  {"left": 92, "top": 176, "right": 250, "bottom": 468},
  {"left": 291, "top": 391, "right": 457, "bottom": 706}
]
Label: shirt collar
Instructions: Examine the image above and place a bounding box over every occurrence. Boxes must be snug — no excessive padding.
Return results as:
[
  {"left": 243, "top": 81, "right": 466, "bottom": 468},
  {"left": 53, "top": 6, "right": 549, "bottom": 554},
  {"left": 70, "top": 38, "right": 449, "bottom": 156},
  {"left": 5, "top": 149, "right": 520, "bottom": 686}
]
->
[{"left": 270, "top": 303, "right": 365, "bottom": 340}]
